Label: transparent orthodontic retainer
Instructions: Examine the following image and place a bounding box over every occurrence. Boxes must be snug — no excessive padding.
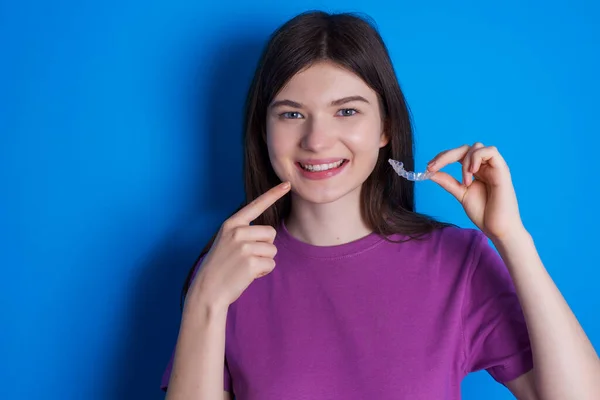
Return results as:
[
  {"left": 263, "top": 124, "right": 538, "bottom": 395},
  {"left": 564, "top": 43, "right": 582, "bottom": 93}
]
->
[{"left": 388, "top": 159, "right": 434, "bottom": 181}]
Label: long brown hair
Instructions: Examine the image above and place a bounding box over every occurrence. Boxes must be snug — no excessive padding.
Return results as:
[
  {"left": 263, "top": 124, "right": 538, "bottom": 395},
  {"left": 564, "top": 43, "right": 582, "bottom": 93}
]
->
[{"left": 181, "top": 11, "right": 453, "bottom": 308}]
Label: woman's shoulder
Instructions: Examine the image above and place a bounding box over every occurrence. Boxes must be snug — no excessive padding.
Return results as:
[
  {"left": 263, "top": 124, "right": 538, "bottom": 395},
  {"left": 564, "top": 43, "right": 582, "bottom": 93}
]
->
[
  {"left": 436, "top": 225, "right": 485, "bottom": 245},
  {"left": 375, "top": 225, "right": 493, "bottom": 285},
  {"left": 388, "top": 225, "right": 488, "bottom": 265},
  {"left": 390, "top": 224, "right": 485, "bottom": 250},
  {"left": 430, "top": 226, "right": 497, "bottom": 273}
]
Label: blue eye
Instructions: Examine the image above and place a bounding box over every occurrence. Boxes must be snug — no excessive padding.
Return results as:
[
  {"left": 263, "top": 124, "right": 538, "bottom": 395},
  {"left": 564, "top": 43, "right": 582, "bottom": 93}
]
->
[
  {"left": 337, "top": 108, "right": 358, "bottom": 117},
  {"left": 280, "top": 111, "right": 304, "bottom": 119}
]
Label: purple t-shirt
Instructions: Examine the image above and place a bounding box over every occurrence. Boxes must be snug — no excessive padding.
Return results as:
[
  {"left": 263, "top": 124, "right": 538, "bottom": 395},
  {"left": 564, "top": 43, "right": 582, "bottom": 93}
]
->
[{"left": 161, "top": 224, "right": 533, "bottom": 399}]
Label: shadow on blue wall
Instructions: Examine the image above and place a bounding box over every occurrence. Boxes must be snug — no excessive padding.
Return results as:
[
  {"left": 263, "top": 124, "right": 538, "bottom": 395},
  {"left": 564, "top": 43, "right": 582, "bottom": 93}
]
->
[{"left": 112, "top": 34, "right": 265, "bottom": 399}]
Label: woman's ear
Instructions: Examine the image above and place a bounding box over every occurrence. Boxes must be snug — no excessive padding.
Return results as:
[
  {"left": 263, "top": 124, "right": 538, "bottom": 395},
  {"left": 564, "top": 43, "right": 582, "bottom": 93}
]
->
[
  {"left": 379, "top": 117, "right": 390, "bottom": 148},
  {"left": 379, "top": 130, "right": 390, "bottom": 148}
]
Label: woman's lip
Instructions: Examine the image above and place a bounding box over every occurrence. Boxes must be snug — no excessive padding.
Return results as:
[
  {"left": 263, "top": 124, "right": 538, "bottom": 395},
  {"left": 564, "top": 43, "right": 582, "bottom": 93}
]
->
[
  {"left": 295, "top": 159, "right": 349, "bottom": 180},
  {"left": 296, "top": 158, "right": 347, "bottom": 165}
]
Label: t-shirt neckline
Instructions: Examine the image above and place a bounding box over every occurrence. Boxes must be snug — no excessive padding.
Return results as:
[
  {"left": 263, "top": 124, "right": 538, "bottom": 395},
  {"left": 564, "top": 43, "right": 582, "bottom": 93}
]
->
[{"left": 276, "top": 219, "right": 385, "bottom": 259}]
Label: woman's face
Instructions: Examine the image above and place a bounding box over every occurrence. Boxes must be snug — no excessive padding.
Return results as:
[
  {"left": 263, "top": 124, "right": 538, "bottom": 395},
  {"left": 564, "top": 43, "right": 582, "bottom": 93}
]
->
[{"left": 266, "top": 61, "right": 389, "bottom": 205}]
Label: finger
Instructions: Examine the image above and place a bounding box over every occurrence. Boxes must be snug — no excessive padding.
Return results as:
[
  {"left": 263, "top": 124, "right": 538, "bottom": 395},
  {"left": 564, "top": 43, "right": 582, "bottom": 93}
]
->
[
  {"left": 427, "top": 144, "right": 471, "bottom": 172},
  {"left": 230, "top": 225, "right": 278, "bottom": 244},
  {"left": 429, "top": 171, "right": 467, "bottom": 203},
  {"left": 242, "top": 241, "right": 278, "bottom": 259},
  {"left": 463, "top": 142, "right": 484, "bottom": 186},
  {"left": 470, "top": 146, "right": 504, "bottom": 174},
  {"left": 427, "top": 149, "right": 450, "bottom": 166},
  {"left": 230, "top": 182, "right": 291, "bottom": 225},
  {"left": 251, "top": 257, "right": 277, "bottom": 278}
]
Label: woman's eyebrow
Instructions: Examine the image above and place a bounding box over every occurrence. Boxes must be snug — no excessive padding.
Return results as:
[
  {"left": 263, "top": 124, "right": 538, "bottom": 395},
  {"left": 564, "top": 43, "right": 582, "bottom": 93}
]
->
[
  {"left": 269, "top": 95, "right": 370, "bottom": 109},
  {"left": 269, "top": 99, "right": 303, "bottom": 109},
  {"left": 330, "top": 95, "right": 370, "bottom": 106}
]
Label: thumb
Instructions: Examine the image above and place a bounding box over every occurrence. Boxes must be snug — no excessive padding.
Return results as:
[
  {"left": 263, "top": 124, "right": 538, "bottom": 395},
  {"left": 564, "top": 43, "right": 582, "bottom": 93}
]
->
[{"left": 429, "top": 171, "right": 466, "bottom": 202}]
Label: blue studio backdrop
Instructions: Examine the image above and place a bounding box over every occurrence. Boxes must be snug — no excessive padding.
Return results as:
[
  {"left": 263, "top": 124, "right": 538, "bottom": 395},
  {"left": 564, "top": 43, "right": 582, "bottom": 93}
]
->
[{"left": 1, "top": 0, "right": 598, "bottom": 399}]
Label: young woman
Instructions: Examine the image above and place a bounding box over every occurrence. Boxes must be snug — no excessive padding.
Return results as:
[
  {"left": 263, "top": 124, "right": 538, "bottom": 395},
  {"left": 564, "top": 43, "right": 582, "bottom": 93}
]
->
[{"left": 161, "top": 11, "right": 600, "bottom": 400}]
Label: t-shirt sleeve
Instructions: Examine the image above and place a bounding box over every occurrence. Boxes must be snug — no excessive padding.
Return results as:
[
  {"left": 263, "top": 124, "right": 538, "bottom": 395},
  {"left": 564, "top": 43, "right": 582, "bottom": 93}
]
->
[
  {"left": 461, "top": 230, "right": 534, "bottom": 384},
  {"left": 160, "top": 255, "right": 233, "bottom": 393}
]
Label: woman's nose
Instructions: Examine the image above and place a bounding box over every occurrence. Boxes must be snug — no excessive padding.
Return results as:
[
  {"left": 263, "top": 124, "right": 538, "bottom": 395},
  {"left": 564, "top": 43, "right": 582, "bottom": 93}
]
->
[{"left": 300, "top": 118, "right": 336, "bottom": 152}]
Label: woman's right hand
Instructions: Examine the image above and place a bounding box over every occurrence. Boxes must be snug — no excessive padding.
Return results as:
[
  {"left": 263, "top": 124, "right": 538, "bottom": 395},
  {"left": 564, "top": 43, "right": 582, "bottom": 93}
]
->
[{"left": 185, "top": 181, "right": 291, "bottom": 311}]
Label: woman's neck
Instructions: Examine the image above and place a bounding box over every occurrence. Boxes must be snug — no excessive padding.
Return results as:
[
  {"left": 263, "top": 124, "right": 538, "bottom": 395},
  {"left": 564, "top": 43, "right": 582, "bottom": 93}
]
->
[{"left": 284, "top": 192, "right": 373, "bottom": 246}]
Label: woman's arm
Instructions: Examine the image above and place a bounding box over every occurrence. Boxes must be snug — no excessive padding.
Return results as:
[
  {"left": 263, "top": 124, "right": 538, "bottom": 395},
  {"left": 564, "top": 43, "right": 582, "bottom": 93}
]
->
[
  {"left": 427, "top": 143, "right": 600, "bottom": 399},
  {"left": 165, "top": 300, "right": 231, "bottom": 400},
  {"left": 494, "top": 229, "right": 600, "bottom": 400},
  {"left": 164, "top": 182, "right": 290, "bottom": 399}
]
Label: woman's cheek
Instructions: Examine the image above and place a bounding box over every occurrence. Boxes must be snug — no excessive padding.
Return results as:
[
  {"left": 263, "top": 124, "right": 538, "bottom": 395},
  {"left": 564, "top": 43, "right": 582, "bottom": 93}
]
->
[
  {"left": 266, "top": 144, "right": 292, "bottom": 182},
  {"left": 344, "top": 129, "right": 382, "bottom": 152}
]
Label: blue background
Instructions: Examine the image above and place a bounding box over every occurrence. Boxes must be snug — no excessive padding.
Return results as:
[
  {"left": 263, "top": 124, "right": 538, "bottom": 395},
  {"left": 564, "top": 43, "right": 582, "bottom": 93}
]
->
[{"left": 1, "top": 0, "right": 598, "bottom": 399}]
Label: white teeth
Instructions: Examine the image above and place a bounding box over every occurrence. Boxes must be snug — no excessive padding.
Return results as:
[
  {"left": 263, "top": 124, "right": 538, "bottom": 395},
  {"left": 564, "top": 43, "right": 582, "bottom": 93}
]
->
[{"left": 300, "top": 160, "right": 345, "bottom": 172}]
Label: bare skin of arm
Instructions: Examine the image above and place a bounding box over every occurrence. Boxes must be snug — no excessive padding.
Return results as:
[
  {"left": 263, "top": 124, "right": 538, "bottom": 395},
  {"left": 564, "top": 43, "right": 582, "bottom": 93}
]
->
[
  {"left": 429, "top": 144, "right": 600, "bottom": 400},
  {"left": 165, "top": 301, "right": 231, "bottom": 400},
  {"left": 165, "top": 182, "right": 291, "bottom": 399}
]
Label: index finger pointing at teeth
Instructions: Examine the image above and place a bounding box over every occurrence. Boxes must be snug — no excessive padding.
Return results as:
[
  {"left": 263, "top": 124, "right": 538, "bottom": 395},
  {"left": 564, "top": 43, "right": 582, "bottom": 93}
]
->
[{"left": 231, "top": 182, "right": 291, "bottom": 225}]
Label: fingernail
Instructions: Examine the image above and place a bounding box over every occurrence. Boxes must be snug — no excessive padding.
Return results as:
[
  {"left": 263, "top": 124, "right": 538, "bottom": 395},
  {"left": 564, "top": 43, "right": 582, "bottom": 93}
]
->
[{"left": 282, "top": 181, "right": 291, "bottom": 189}]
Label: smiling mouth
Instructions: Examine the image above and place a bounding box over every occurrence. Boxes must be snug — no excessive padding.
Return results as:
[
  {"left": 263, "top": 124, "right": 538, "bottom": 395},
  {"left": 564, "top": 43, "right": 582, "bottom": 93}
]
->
[{"left": 297, "top": 159, "right": 348, "bottom": 172}]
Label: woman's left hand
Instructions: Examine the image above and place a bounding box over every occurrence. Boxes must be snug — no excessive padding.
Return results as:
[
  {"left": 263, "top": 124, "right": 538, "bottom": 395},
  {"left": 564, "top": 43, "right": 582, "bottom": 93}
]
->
[{"left": 426, "top": 143, "right": 525, "bottom": 241}]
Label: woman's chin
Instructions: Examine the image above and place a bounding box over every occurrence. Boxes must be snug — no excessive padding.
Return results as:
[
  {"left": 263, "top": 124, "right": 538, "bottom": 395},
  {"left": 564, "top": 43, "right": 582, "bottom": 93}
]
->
[{"left": 291, "top": 185, "right": 359, "bottom": 205}]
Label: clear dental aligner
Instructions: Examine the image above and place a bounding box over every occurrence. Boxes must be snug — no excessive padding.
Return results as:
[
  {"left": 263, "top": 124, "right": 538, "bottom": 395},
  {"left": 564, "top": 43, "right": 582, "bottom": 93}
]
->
[{"left": 388, "top": 159, "right": 434, "bottom": 181}]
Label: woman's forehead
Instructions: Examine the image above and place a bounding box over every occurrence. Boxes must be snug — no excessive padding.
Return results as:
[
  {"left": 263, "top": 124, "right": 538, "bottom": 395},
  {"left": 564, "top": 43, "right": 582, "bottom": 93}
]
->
[{"left": 274, "top": 61, "right": 378, "bottom": 106}]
